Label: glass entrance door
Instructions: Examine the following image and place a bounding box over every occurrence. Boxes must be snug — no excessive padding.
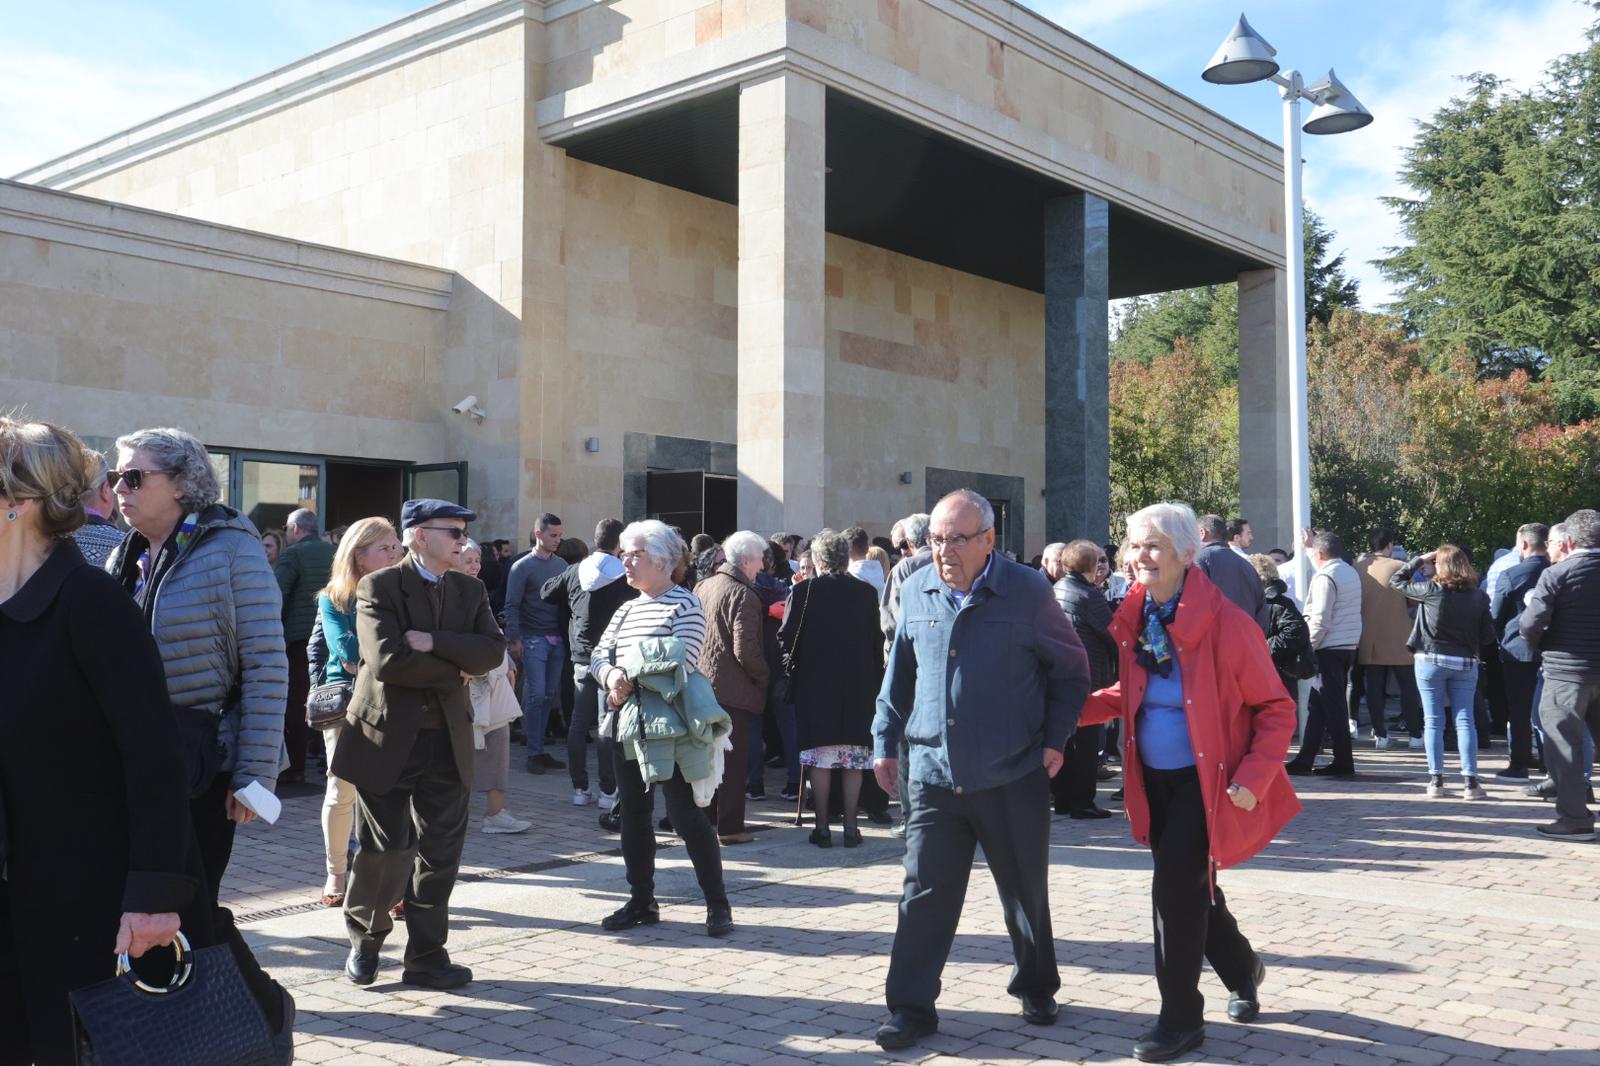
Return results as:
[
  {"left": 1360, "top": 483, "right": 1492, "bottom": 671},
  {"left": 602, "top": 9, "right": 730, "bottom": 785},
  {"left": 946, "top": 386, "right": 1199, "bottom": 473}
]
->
[{"left": 239, "top": 457, "right": 322, "bottom": 534}]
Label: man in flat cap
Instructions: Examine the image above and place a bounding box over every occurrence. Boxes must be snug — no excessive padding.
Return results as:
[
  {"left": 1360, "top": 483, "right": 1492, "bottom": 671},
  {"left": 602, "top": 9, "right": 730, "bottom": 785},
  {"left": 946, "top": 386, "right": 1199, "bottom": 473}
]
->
[{"left": 334, "top": 499, "right": 506, "bottom": 989}]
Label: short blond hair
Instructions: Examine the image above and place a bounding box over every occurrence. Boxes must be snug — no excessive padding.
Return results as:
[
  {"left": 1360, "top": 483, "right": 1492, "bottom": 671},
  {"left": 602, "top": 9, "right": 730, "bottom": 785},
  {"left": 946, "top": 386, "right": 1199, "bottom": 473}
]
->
[
  {"left": 1248, "top": 553, "right": 1280, "bottom": 584},
  {"left": 0, "top": 416, "right": 95, "bottom": 538}
]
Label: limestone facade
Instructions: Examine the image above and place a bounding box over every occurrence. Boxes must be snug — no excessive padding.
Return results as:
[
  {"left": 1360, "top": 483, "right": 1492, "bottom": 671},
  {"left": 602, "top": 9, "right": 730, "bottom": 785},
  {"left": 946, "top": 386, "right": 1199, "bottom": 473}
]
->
[{"left": 8, "top": 0, "right": 1289, "bottom": 551}]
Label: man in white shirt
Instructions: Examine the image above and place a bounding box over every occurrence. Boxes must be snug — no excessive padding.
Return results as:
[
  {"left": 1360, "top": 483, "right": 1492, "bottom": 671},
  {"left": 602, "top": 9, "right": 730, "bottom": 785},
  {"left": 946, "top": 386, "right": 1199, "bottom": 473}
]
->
[
  {"left": 1286, "top": 531, "right": 1363, "bottom": 777},
  {"left": 845, "top": 525, "right": 886, "bottom": 596},
  {"left": 1228, "top": 517, "right": 1254, "bottom": 558}
]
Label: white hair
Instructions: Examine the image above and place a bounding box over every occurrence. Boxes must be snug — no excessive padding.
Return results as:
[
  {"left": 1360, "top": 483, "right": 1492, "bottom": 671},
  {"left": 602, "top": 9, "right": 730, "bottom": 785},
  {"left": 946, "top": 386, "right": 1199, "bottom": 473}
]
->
[
  {"left": 903, "top": 512, "right": 931, "bottom": 549},
  {"left": 461, "top": 537, "right": 481, "bottom": 557},
  {"left": 722, "top": 529, "right": 767, "bottom": 567},
  {"left": 401, "top": 526, "right": 418, "bottom": 548},
  {"left": 1126, "top": 502, "right": 1202, "bottom": 564},
  {"left": 934, "top": 491, "right": 993, "bottom": 530},
  {"left": 114, "top": 427, "right": 220, "bottom": 513},
  {"left": 1043, "top": 541, "right": 1067, "bottom": 559},
  {"left": 620, "top": 519, "right": 681, "bottom": 570}
]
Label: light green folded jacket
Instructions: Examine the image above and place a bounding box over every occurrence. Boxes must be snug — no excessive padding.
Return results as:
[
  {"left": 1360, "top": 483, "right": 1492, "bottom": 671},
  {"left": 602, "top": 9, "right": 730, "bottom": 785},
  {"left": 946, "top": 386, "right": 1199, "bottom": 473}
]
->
[{"left": 615, "top": 637, "right": 733, "bottom": 796}]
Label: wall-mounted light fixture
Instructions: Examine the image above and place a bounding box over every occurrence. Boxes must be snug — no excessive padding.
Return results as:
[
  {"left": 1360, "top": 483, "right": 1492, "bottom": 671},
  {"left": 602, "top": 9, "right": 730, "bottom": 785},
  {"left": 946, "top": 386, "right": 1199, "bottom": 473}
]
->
[
  {"left": 899, "top": 471, "right": 914, "bottom": 485},
  {"left": 584, "top": 437, "right": 601, "bottom": 453}
]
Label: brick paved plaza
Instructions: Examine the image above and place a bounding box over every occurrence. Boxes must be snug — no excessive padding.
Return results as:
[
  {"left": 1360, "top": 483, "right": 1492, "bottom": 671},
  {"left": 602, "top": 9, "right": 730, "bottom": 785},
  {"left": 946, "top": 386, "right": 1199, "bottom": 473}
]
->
[{"left": 228, "top": 744, "right": 1600, "bottom": 1066}]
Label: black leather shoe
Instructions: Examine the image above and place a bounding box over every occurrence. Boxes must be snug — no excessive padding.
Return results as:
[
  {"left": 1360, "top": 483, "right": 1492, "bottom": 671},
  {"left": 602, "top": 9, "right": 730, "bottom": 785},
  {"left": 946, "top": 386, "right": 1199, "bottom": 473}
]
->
[
  {"left": 401, "top": 963, "right": 472, "bottom": 990},
  {"left": 842, "top": 827, "right": 863, "bottom": 848},
  {"left": 1536, "top": 821, "right": 1596, "bottom": 838},
  {"left": 1228, "top": 956, "right": 1266, "bottom": 1023},
  {"left": 1312, "top": 763, "right": 1356, "bottom": 777},
  {"left": 1133, "top": 1024, "right": 1205, "bottom": 1062},
  {"left": 601, "top": 898, "right": 660, "bottom": 931},
  {"left": 1494, "top": 765, "right": 1530, "bottom": 781},
  {"left": 1524, "top": 779, "right": 1556, "bottom": 798},
  {"left": 875, "top": 1011, "right": 938, "bottom": 1050},
  {"left": 706, "top": 902, "right": 734, "bottom": 937},
  {"left": 345, "top": 948, "right": 378, "bottom": 986},
  {"left": 1016, "top": 992, "right": 1059, "bottom": 1025},
  {"left": 1284, "top": 762, "right": 1313, "bottom": 777},
  {"left": 809, "top": 827, "right": 833, "bottom": 848},
  {"left": 1109, "top": 789, "right": 1124, "bottom": 803},
  {"left": 1069, "top": 806, "right": 1113, "bottom": 820}
]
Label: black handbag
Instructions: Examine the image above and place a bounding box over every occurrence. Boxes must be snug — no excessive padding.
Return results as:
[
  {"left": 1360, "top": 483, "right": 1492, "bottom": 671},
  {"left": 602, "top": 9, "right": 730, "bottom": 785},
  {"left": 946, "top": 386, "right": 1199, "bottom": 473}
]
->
[
  {"left": 70, "top": 932, "right": 285, "bottom": 1066},
  {"left": 305, "top": 679, "right": 353, "bottom": 729},
  {"left": 778, "top": 581, "right": 812, "bottom": 704}
]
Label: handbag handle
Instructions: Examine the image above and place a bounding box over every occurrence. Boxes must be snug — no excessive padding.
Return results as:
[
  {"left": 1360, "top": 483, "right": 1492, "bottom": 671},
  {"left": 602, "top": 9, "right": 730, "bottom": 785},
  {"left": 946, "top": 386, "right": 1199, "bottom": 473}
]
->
[
  {"left": 784, "top": 579, "right": 813, "bottom": 673},
  {"left": 116, "top": 931, "right": 194, "bottom": 995}
]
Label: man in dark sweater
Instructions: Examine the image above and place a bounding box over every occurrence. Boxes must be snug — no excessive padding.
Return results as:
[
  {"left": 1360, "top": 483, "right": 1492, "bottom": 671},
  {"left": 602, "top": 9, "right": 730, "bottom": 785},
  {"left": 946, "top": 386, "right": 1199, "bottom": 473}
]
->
[
  {"left": 1491, "top": 523, "right": 1551, "bottom": 780},
  {"left": 276, "top": 507, "right": 334, "bottom": 784},
  {"left": 1195, "top": 514, "right": 1269, "bottom": 634},
  {"left": 541, "top": 518, "right": 637, "bottom": 806},
  {"left": 1520, "top": 509, "right": 1600, "bottom": 837},
  {"left": 505, "top": 513, "right": 568, "bottom": 773}
]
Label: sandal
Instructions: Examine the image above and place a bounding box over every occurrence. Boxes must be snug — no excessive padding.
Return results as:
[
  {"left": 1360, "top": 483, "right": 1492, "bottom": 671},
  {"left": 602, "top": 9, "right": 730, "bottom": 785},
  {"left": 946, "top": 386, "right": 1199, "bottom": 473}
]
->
[{"left": 321, "top": 875, "right": 347, "bottom": 908}]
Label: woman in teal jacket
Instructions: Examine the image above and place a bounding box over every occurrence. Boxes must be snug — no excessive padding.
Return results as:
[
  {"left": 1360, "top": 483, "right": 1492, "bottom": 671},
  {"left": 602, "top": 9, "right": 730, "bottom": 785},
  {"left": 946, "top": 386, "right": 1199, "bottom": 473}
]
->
[{"left": 315, "top": 517, "right": 403, "bottom": 905}]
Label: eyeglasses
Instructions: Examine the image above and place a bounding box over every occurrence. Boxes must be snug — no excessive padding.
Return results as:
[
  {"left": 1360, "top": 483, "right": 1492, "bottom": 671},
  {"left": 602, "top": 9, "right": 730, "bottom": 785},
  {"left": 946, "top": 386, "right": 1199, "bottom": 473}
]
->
[
  {"left": 929, "top": 529, "right": 992, "bottom": 551},
  {"left": 107, "top": 468, "right": 172, "bottom": 490},
  {"left": 415, "top": 525, "right": 468, "bottom": 540}
]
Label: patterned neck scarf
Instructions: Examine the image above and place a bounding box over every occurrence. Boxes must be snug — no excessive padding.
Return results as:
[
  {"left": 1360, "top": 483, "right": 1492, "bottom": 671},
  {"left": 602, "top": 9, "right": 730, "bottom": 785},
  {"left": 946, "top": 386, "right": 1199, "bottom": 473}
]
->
[
  {"left": 1137, "top": 588, "right": 1181, "bottom": 678},
  {"left": 134, "top": 512, "right": 199, "bottom": 598}
]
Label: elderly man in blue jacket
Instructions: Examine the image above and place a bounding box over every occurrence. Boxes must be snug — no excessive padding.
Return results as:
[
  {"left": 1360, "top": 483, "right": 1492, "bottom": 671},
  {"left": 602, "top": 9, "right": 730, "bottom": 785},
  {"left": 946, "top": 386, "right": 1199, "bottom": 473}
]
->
[{"left": 871, "top": 489, "right": 1091, "bottom": 1050}]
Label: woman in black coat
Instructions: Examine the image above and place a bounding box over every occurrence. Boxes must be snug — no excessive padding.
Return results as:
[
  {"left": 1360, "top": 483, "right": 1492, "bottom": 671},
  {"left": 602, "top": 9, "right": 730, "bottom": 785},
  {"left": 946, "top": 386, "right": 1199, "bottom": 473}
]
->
[
  {"left": 1249, "top": 555, "right": 1313, "bottom": 700},
  {"left": 0, "top": 418, "right": 206, "bottom": 1066},
  {"left": 778, "top": 530, "right": 884, "bottom": 848}
]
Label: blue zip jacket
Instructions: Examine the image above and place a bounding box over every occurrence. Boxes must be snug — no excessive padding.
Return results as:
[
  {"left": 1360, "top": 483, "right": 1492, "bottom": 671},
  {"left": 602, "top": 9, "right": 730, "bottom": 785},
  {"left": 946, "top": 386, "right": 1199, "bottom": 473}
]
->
[{"left": 873, "top": 552, "right": 1091, "bottom": 791}]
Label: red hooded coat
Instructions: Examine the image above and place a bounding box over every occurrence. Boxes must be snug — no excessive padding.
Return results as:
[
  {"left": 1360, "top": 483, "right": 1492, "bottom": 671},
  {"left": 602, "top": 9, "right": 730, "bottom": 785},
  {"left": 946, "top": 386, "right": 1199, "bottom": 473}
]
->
[{"left": 1081, "top": 567, "right": 1300, "bottom": 872}]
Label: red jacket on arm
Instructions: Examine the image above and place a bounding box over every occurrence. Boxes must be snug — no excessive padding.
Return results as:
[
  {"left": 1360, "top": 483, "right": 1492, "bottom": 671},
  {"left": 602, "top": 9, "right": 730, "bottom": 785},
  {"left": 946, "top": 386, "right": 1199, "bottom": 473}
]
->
[{"left": 1082, "top": 567, "right": 1300, "bottom": 871}]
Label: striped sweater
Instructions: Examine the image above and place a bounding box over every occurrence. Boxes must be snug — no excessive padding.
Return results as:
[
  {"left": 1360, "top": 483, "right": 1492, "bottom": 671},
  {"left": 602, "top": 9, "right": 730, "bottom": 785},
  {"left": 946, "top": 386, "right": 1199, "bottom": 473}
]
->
[{"left": 590, "top": 584, "right": 706, "bottom": 737}]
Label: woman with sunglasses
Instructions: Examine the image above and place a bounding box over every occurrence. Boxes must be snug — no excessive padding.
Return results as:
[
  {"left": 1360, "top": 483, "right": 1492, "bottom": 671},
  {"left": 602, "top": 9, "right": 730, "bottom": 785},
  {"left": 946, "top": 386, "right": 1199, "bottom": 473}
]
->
[{"left": 105, "top": 428, "right": 290, "bottom": 911}]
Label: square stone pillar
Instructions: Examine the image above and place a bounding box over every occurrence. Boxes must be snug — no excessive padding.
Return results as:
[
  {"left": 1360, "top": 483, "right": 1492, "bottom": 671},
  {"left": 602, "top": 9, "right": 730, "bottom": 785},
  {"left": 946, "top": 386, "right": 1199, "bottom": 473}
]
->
[
  {"left": 1043, "top": 192, "right": 1110, "bottom": 543},
  {"left": 1238, "top": 266, "right": 1293, "bottom": 551},
  {"left": 736, "top": 72, "right": 826, "bottom": 536}
]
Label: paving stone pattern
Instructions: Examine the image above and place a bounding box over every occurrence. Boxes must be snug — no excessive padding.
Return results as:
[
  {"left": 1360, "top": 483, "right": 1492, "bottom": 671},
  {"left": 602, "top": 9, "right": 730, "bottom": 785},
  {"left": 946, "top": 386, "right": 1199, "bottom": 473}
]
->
[{"left": 228, "top": 742, "right": 1600, "bottom": 1064}]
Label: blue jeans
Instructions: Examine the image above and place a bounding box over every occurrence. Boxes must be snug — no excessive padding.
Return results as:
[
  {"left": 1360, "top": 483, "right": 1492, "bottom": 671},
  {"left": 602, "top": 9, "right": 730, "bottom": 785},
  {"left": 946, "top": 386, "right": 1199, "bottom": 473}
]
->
[
  {"left": 1415, "top": 658, "right": 1479, "bottom": 778},
  {"left": 520, "top": 637, "right": 564, "bottom": 756},
  {"left": 749, "top": 699, "right": 799, "bottom": 791}
]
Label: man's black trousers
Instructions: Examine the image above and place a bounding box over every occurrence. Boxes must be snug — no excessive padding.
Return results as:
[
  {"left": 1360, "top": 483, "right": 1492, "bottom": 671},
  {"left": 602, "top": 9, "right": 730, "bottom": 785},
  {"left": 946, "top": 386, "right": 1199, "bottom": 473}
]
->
[{"left": 885, "top": 767, "right": 1058, "bottom": 1023}]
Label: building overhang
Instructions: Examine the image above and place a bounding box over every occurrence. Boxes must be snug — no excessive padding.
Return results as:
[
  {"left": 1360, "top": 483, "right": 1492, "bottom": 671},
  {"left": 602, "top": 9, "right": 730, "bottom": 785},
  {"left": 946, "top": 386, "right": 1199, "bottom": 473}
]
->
[{"left": 551, "top": 84, "right": 1268, "bottom": 298}]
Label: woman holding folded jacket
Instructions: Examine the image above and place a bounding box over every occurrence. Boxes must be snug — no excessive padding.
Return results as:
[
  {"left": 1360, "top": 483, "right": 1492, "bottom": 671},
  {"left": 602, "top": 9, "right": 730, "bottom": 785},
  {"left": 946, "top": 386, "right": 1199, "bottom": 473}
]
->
[{"left": 1080, "top": 502, "right": 1298, "bottom": 1064}]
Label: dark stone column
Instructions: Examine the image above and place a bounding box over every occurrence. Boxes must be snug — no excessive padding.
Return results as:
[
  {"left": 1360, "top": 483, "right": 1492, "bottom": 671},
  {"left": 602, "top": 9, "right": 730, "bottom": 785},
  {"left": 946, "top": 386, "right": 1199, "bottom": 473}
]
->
[{"left": 1043, "top": 192, "right": 1110, "bottom": 544}]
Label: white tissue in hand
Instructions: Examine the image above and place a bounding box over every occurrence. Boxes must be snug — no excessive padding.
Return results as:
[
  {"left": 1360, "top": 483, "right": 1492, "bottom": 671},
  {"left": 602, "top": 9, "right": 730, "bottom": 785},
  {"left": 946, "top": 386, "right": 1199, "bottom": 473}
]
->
[{"left": 234, "top": 780, "right": 282, "bottom": 824}]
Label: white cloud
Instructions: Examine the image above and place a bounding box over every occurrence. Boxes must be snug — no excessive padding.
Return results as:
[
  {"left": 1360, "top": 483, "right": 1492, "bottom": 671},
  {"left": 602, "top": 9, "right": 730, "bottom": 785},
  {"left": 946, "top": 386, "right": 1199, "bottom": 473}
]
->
[
  {"left": 0, "top": 44, "right": 239, "bottom": 176},
  {"left": 1301, "top": 0, "right": 1592, "bottom": 309}
]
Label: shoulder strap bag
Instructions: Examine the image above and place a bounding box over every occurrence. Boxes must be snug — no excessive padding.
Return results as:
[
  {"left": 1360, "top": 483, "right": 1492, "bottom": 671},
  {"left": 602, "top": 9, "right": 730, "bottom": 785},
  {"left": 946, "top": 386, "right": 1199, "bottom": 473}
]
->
[{"left": 778, "top": 581, "right": 812, "bottom": 705}]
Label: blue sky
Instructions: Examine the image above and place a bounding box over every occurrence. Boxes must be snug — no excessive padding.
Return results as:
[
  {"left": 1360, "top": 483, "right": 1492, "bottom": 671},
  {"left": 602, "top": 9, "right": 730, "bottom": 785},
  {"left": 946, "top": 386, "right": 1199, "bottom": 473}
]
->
[{"left": 2, "top": 0, "right": 1592, "bottom": 306}]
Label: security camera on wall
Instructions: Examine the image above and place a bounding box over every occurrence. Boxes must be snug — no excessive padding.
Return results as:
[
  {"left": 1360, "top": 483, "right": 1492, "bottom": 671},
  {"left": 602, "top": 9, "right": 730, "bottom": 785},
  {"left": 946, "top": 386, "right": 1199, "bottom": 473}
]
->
[{"left": 451, "top": 395, "right": 486, "bottom": 422}]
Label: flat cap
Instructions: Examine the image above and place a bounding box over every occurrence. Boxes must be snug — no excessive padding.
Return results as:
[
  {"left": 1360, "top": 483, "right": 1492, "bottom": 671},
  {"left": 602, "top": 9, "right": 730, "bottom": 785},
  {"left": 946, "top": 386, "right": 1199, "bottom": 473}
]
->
[{"left": 401, "top": 498, "right": 477, "bottom": 529}]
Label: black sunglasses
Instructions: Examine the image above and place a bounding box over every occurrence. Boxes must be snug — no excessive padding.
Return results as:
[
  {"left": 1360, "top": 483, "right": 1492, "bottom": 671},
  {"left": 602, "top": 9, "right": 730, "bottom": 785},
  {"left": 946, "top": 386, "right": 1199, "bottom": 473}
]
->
[
  {"left": 415, "top": 525, "right": 468, "bottom": 540},
  {"left": 107, "top": 468, "right": 172, "bottom": 490}
]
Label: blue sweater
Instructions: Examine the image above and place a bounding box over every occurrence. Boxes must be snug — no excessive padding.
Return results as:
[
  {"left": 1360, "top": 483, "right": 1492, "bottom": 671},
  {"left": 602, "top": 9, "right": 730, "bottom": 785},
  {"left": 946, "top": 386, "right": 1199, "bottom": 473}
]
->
[
  {"left": 318, "top": 593, "right": 359, "bottom": 684},
  {"left": 1137, "top": 658, "right": 1195, "bottom": 770}
]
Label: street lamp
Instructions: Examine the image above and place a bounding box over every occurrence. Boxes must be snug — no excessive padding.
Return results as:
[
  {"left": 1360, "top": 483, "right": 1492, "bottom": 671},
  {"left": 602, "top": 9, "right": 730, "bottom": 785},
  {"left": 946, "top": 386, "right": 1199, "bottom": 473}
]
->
[{"left": 1203, "top": 15, "right": 1371, "bottom": 595}]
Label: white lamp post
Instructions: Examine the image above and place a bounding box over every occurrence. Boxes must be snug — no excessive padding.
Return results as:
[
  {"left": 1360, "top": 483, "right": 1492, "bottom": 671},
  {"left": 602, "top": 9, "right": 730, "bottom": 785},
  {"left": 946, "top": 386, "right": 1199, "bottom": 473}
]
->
[{"left": 1203, "top": 15, "right": 1371, "bottom": 595}]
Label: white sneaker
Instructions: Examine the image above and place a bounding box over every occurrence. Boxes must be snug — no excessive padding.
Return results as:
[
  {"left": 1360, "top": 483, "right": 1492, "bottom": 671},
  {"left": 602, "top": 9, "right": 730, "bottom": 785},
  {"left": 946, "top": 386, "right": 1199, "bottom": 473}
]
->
[
  {"left": 1408, "top": 737, "right": 1425, "bottom": 751},
  {"left": 482, "top": 810, "right": 531, "bottom": 834},
  {"left": 572, "top": 788, "right": 595, "bottom": 806},
  {"left": 597, "top": 789, "right": 617, "bottom": 811},
  {"left": 1377, "top": 735, "right": 1407, "bottom": 750}
]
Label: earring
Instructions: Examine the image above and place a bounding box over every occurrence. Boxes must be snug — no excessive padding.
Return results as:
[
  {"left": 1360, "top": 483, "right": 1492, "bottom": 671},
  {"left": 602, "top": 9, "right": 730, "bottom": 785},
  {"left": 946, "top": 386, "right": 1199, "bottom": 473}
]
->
[{"left": 4, "top": 512, "right": 15, "bottom": 522}]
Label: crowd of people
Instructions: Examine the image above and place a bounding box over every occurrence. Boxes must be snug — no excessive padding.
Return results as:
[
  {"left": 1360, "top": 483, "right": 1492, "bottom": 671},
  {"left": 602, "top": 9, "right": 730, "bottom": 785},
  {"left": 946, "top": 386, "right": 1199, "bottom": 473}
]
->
[{"left": 4, "top": 411, "right": 1597, "bottom": 1066}]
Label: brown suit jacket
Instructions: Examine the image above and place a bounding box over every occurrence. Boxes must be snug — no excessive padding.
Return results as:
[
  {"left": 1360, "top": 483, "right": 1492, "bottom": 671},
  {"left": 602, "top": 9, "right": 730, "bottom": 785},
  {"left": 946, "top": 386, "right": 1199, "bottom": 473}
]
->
[
  {"left": 695, "top": 563, "right": 770, "bottom": 714},
  {"left": 1356, "top": 554, "right": 1414, "bottom": 666},
  {"left": 331, "top": 555, "right": 506, "bottom": 793}
]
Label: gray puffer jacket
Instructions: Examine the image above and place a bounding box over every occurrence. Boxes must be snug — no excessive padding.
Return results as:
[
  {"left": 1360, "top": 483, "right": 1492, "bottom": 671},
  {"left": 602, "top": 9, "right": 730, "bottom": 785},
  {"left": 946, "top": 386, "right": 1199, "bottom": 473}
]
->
[{"left": 106, "top": 505, "right": 289, "bottom": 791}]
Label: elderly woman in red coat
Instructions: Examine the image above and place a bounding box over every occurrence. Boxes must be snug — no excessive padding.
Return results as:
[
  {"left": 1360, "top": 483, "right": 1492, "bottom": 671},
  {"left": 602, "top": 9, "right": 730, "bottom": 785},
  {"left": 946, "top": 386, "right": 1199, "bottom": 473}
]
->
[{"left": 1080, "top": 502, "right": 1299, "bottom": 1064}]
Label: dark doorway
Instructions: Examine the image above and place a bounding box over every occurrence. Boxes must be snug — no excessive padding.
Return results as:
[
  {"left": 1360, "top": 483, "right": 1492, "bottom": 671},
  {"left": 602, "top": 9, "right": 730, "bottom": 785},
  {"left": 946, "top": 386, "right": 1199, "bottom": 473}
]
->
[
  {"left": 326, "top": 462, "right": 405, "bottom": 529},
  {"left": 646, "top": 470, "right": 737, "bottom": 539}
]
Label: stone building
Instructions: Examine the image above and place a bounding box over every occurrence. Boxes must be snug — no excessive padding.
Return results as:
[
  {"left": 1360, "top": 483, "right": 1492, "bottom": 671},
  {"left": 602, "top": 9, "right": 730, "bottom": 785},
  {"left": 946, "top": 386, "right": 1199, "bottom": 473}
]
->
[{"left": 4, "top": 0, "right": 1292, "bottom": 553}]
